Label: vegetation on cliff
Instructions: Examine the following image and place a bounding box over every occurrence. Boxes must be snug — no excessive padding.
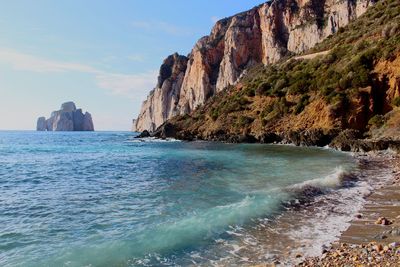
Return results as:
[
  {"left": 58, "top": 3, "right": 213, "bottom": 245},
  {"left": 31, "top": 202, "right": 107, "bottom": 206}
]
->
[
  {"left": 155, "top": 0, "right": 400, "bottom": 148},
  {"left": 133, "top": 0, "right": 374, "bottom": 132}
]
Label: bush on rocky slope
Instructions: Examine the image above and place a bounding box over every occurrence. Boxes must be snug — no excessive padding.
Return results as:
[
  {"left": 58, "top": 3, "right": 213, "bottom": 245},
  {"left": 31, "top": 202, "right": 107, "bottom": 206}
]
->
[{"left": 154, "top": 0, "right": 400, "bottom": 146}]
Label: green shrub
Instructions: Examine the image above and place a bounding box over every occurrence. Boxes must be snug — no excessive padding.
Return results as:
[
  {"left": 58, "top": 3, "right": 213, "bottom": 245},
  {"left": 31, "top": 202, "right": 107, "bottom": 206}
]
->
[
  {"left": 274, "top": 97, "right": 290, "bottom": 115},
  {"left": 218, "top": 95, "right": 250, "bottom": 114},
  {"left": 210, "top": 108, "right": 219, "bottom": 121},
  {"left": 294, "top": 95, "right": 310, "bottom": 114},
  {"left": 244, "top": 86, "right": 256, "bottom": 97},
  {"left": 338, "top": 73, "right": 353, "bottom": 90},
  {"left": 274, "top": 78, "right": 288, "bottom": 91},
  {"left": 350, "top": 67, "right": 370, "bottom": 88},
  {"left": 255, "top": 82, "right": 272, "bottom": 96},
  {"left": 368, "top": 115, "right": 385, "bottom": 128},
  {"left": 237, "top": 116, "right": 254, "bottom": 127},
  {"left": 392, "top": 97, "right": 400, "bottom": 107},
  {"left": 260, "top": 104, "right": 274, "bottom": 119}
]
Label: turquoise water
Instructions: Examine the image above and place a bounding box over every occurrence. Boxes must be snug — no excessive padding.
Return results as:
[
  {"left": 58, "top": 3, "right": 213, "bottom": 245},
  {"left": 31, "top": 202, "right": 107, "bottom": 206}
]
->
[{"left": 0, "top": 131, "right": 356, "bottom": 266}]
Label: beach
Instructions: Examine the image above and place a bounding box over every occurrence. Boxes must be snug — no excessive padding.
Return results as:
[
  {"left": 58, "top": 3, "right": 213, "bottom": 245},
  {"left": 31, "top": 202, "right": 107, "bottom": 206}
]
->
[{"left": 297, "top": 151, "right": 400, "bottom": 266}]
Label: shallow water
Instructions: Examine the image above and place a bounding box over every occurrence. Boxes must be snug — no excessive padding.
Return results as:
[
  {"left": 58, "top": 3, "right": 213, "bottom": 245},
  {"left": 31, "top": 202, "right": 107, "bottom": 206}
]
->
[{"left": 0, "top": 131, "right": 356, "bottom": 266}]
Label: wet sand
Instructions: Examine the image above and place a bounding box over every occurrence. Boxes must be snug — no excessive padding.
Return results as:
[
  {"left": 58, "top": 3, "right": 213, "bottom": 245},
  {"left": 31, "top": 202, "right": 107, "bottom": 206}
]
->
[
  {"left": 340, "top": 184, "right": 400, "bottom": 245},
  {"left": 298, "top": 152, "right": 400, "bottom": 266},
  {"left": 239, "top": 151, "right": 395, "bottom": 266}
]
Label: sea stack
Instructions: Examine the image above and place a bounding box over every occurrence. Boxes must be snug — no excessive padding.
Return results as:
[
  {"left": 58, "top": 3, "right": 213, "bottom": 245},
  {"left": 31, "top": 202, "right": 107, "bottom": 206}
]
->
[{"left": 36, "top": 101, "right": 94, "bottom": 131}]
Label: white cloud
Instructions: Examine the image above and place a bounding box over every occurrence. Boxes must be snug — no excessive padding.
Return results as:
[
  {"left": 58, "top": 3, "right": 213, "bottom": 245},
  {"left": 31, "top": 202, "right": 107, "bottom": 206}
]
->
[
  {"left": 0, "top": 48, "right": 99, "bottom": 73},
  {"left": 95, "top": 71, "right": 157, "bottom": 99},
  {"left": 131, "top": 20, "right": 192, "bottom": 36},
  {"left": 0, "top": 47, "right": 157, "bottom": 99},
  {"left": 128, "top": 54, "right": 145, "bottom": 62}
]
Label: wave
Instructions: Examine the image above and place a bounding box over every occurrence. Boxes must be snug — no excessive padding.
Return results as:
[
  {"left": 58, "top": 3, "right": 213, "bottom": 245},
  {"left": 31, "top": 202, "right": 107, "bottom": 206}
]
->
[
  {"left": 125, "top": 137, "right": 181, "bottom": 143},
  {"left": 289, "top": 166, "right": 355, "bottom": 192},
  {"left": 282, "top": 166, "right": 357, "bottom": 209},
  {"left": 36, "top": 166, "right": 358, "bottom": 267},
  {"left": 40, "top": 193, "right": 287, "bottom": 267}
]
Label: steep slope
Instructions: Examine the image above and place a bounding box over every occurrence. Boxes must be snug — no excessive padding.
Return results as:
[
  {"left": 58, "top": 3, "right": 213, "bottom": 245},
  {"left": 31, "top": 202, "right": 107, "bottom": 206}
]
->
[
  {"left": 133, "top": 0, "right": 376, "bottom": 132},
  {"left": 133, "top": 53, "right": 188, "bottom": 131},
  {"left": 152, "top": 0, "right": 400, "bottom": 148}
]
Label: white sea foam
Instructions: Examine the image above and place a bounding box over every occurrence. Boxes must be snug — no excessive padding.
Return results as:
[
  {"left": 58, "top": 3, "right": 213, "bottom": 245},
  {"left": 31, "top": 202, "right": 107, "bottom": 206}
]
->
[
  {"left": 282, "top": 157, "right": 394, "bottom": 265},
  {"left": 289, "top": 166, "right": 348, "bottom": 190},
  {"left": 125, "top": 137, "right": 181, "bottom": 143},
  {"left": 204, "top": 156, "right": 395, "bottom": 267}
]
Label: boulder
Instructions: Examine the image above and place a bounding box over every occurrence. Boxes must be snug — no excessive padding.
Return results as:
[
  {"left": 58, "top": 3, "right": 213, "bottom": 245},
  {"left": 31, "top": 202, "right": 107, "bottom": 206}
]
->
[
  {"left": 152, "top": 122, "right": 179, "bottom": 139},
  {"left": 281, "top": 129, "right": 337, "bottom": 147},
  {"left": 330, "top": 130, "right": 400, "bottom": 152},
  {"left": 136, "top": 130, "right": 151, "bottom": 138}
]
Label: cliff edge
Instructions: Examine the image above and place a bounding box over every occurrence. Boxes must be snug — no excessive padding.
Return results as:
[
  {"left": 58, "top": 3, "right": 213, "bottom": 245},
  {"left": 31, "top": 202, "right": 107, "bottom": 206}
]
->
[
  {"left": 148, "top": 0, "right": 400, "bottom": 152},
  {"left": 133, "top": 0, "right": 376, "bottom": 132}
]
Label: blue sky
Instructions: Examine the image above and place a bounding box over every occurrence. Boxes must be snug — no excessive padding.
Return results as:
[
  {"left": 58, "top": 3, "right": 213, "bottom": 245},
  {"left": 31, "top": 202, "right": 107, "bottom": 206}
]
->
[{"left": 0, "top": 0, "right": 264, "bottom": 130}]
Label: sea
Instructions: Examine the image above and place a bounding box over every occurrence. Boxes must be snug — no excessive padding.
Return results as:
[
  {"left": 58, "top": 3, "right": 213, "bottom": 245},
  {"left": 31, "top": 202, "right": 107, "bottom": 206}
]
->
[{"left": 0, "top": 131, "right": 387, "bottom": 266}]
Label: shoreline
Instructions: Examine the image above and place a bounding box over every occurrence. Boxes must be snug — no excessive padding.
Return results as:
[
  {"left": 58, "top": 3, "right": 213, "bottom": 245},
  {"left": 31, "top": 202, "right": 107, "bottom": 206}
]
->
[
  {"left": 208, "top": 146, "right": 394, "bottom": 266},
  {"left": 297, "top": 151, "right": 400, "bottom": 266},
  {"left": 119, "top": 135, "right": 400, "bottom": 265}
]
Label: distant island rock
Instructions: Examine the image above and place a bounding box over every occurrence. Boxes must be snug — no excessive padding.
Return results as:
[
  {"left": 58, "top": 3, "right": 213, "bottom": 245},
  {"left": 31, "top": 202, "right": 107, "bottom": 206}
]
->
[{"left": 36, "top": 102, "right": 94, "bottom": 131}]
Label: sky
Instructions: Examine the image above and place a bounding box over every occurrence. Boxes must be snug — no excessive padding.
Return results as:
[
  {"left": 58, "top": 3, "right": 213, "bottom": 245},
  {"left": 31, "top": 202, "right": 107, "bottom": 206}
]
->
[{"left": 0, "top": 0, "right": 265, "bottom": 131}]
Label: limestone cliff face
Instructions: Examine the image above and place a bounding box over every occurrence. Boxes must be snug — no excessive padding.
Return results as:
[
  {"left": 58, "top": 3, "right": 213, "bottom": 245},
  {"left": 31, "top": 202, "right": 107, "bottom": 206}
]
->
[
  {"left": 133, "top": 0, "right": 376, "bottom": 132},
  {"left": 134, "top": 53, "right": 188, "bottom": 131},
  {"left": 36, "top": 102, "right": 94, "bottom": 131}
]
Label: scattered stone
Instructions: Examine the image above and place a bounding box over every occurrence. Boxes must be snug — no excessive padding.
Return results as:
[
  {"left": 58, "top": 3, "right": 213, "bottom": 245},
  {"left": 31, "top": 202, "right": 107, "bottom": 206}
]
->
[
  {"left": 136, "top": 130, "right": 151, "bottom": 138},
  {"left": 375, "top": 217, "right": 393, "bottom": 225},
  {"left": 374, "top": 244, "right": 383, "bottom": 252},
  {"left": 298, "top": 242, "right": 400, "bottom": 266}
]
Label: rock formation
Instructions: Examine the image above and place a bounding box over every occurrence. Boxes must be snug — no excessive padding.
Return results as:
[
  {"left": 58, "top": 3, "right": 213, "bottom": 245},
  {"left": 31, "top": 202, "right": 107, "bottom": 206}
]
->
[
  {"left": 134, "top": 53, "right": 188, "bottom": 131},
  {"left": 36, "top": 117, "right": 47, "bottom": 131},
  {"left": 143, "top": 0, "right": 400, "bottom": 151},
  {"left": 132, "top": 0, "right": 376, "bottom": 132},
  {"left": 36, "top": 102, "right": 94, "bottom": 131}
]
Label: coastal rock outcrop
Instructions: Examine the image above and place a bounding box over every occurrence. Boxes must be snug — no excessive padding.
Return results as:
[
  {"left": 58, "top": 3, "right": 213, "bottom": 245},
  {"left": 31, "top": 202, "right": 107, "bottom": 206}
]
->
[
  {"left": 132, "top": 0, "right": 376, "bottom": 132},
  {"left": 36, "top": 102, "right": 94, "bottom": 131},
  {"left": 134, "top": 53, "right": 188, "bottom": 132},
  {"left": 36, "top": 117, "right": 47, "bottom": 131}
]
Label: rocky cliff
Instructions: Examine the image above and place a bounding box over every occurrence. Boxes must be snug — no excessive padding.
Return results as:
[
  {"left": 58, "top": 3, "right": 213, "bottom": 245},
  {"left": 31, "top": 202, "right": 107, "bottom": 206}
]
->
[
  {"left": 148, "top": 0, "right": 400, "bottom": 150},
  {"left": 36, "top": 102, "right": 94, "bottom": 131},
  {"left": 133, "top": 0, "right": 376, "bottom": 132}
]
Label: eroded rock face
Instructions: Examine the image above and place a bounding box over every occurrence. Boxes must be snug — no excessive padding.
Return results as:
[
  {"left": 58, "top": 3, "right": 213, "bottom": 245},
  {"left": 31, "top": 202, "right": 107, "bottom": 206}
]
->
[
  {"left": 36, "top": 117, "right": 47, "bottom": 131},
  {"left": 36, "top": 102, "right": 94, "bottom": 131},
  {"left": 133, "top": 0, "right": 377, "bottom": 132},
  {"left": 133, "top": 53, "right": 188, "bottom": 132},
  {"left": 83, "top": 112, "right": 94, "bottom": 131}
]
